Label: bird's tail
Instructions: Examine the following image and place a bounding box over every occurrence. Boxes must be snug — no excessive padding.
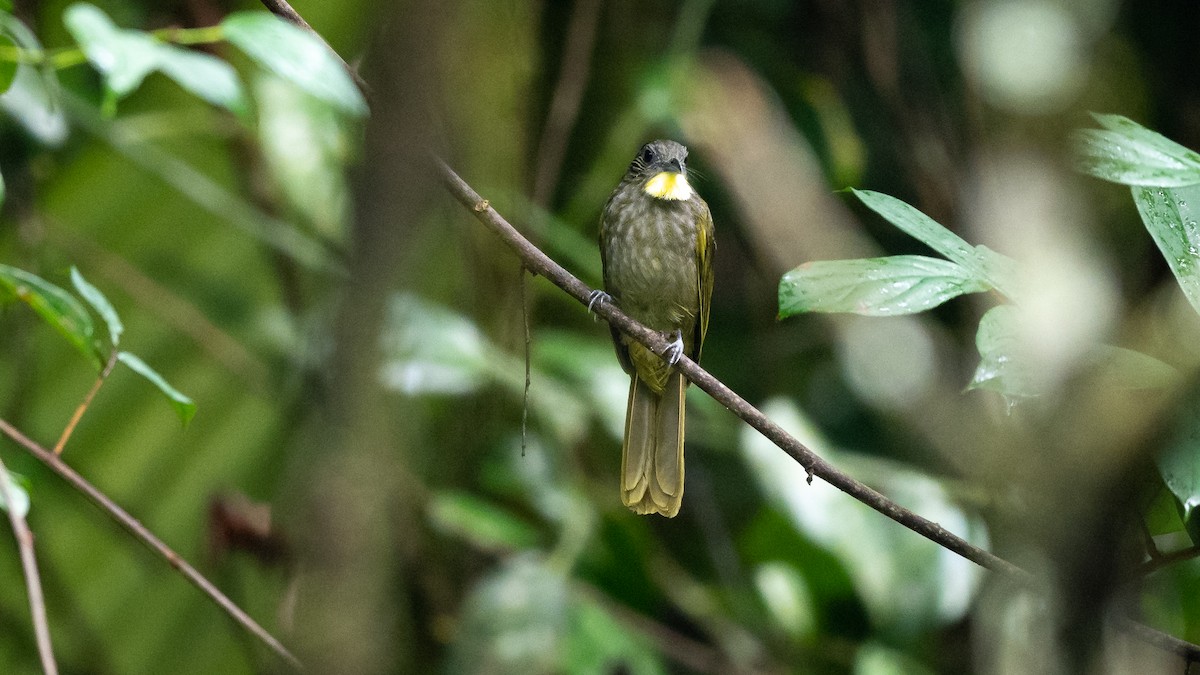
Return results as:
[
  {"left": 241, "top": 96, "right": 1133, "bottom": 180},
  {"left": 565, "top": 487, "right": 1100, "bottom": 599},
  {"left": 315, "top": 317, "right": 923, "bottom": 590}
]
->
[{"left": 621, "top": 372, "right": 685, "bottom": 517}]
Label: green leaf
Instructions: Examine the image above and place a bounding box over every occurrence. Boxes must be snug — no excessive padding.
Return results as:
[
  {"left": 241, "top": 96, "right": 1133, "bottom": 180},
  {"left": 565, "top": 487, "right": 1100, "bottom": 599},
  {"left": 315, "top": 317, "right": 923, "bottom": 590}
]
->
[
  {"left": 254, "top": 73, "right": 349, "bottom": 236},
  {"left": 427, "top": 491, "right": 540, "bottom": 552},
  {"left": 0, "top": 470, "right": 29, "bottom": 520},
  {"left": 448, "top": 555, "right": 567, "bottom": 673},
  {"left": 968, "top": 305, "right": 1039, "bottom": 401},
  {"left": 778, "top": 255, "right": 989, "bottom": 318},
  {"left": 851, "top": 189, "right": 1019, "bottom": 298},
  {"left": 64, "top": 3, "right": 160, "bottom": 97},
  {"left": 0, "top": 12, "right": 66, "bottom": 144},
  {"left": 153, "top": 44, "right": 247, "bottom": 117},
  {"left": 740, "top": 398, "right": 986, "bottom": 632},
  {"left": 564, "top": 595, "right": 666, "bottom": 675},
  {"left": 1144, "top": 479, "right": 1186, "bottom": 537},
  {"left": 1074, "top": 114, "right": 1200, "bottom": 187},
  {"left": 1090, "top": 345, "right": 1177, "bottom": 390},
  {"left": 70, "top": 266, "right": 122, "bottom": 347},
  {"left": 221, "top": 12, "right": 366, "bottom": 116},
  {"left": 1157, "top": 390, "right": 1200, "bottom": 545},
  {"left": 0, "top": 34, "right": 18, "bottom": 95},
  {"left": 0, "top": 263, "right": 101, "bottom": 370},
  {"left": 116, "top": 351, "right": 196, "bottom": 426},
  {"left": 64, "top": 3, "right": 247, "bottom": 116},
  {"left": 1131, "top": 184, "right": 1200, "bottom": 316}
]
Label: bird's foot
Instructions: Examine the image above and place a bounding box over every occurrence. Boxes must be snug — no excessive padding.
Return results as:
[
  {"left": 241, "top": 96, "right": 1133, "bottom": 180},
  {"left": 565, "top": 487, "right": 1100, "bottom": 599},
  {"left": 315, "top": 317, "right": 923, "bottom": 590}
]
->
[
  {"left": 661, "top": 329, "right": 685, "bottom": 366},
  {"left": 587, "top": 290, "right": 612, "bottom": 320}
]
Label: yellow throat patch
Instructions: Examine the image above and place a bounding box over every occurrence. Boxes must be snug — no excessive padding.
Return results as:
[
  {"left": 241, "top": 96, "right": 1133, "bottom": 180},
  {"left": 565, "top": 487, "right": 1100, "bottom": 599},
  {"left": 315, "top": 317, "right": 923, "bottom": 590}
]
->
[{"left": 642, "top": 172, "right": 693, "bottom": 201}]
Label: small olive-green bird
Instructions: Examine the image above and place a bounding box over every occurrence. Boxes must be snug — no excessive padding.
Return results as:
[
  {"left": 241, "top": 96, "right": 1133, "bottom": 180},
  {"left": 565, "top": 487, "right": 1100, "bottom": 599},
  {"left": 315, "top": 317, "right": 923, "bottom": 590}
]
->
[{"left": 597, "top": 140, "right": 715, "bottom": 518}]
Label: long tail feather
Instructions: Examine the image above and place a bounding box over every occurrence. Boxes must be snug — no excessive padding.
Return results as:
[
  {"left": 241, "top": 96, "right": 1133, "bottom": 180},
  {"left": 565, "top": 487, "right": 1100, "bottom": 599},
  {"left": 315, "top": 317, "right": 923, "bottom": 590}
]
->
[{"left": 621, "top": 373, "right": 685, "bottom": 517}]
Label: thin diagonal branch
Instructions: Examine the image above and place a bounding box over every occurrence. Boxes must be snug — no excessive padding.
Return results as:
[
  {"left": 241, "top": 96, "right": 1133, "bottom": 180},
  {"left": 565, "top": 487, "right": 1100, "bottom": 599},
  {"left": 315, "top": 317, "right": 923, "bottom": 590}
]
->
[
  {"left": 435, "top": 155, "right": 1021, "bottom": 576},
  {"left": 0, "top": 455, "right": 57, "bottom": 675},
  {"left": 532, "top": 0, "right": 603, "bottom": 207},
  {"left": 433, "top": 156, "right": 1200, "bottom": 662},
  {"left": 53, "top": 351, "right": 118, "bottom": 455},
  {"left": 257, "top": 0, "right": 369, "bottom": 95},
  {"left": 0, "top": 419, "right": 302, "bottom": 671}
]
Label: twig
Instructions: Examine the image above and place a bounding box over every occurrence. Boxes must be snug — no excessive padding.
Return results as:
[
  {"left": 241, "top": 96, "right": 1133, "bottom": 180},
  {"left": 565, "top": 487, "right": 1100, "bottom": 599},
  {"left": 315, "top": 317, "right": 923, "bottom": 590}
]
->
[
  {"left": 1139, "top": 545, "right": 1200, "bottom": 577},
  {"left": 0, "top": 454, "right": 58, "bottom": 675},
  {"left": 0, "top": 418, "right": 302, "bottom": 671},
  {"left": 531, "top": 0, "right": 603, "bottom": 207},
  {"left": 257, "top": 0, "right": 315, "bottom": 33},
  {"left": 257, "top": 0, "right": 369, "bottom": 95},
  {"left": 519, "top": 265, "right": 532, "bottom": 457},
  {"left": 53, "top": 351, "right": 118, "bottom": 455},
  {"left": 435, "top": 155, "right": 1019, "bottom": 575}
]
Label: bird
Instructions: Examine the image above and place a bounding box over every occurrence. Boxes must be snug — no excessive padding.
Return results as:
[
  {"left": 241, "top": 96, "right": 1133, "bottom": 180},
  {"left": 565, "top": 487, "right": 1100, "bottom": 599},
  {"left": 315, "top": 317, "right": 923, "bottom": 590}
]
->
[{"left": 595, "top": 139, "right": 715, "bottom": 517}]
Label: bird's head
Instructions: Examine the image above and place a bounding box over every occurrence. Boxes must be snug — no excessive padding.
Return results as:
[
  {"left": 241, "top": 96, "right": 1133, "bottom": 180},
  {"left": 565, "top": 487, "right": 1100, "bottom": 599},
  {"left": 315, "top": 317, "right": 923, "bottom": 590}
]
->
[{"left": 626, "top": 140, "right": 693, "bottom": 201}]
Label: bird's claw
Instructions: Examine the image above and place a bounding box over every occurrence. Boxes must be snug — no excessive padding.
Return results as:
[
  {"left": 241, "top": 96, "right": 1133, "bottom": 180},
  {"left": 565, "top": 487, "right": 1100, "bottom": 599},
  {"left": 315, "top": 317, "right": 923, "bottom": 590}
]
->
[
  {"left": 662, "top": 330, "right": 685, "bottom": 366},
  {"left": 587, "top": 290, "right": 612, "bottom": 320}
]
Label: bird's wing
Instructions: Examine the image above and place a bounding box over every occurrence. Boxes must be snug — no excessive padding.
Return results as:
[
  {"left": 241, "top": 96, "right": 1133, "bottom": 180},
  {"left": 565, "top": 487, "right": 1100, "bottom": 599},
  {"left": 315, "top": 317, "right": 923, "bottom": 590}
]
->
[{"left": 694, "top": 202, "right": 716, "bottom": 360}]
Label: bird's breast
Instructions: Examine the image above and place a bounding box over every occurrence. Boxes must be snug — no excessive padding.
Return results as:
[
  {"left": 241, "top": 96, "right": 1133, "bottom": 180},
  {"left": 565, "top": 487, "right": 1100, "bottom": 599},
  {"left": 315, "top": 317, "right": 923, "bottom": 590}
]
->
[{"left": 602, "top": 194, "right": 702, "bottom": 331}]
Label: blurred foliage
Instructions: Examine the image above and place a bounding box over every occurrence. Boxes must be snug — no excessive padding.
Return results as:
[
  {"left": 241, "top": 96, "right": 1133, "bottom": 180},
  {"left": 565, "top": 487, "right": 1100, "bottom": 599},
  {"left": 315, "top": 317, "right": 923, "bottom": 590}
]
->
[{"left": 2, "top": 0, "right": 1200, "bottom": 674}]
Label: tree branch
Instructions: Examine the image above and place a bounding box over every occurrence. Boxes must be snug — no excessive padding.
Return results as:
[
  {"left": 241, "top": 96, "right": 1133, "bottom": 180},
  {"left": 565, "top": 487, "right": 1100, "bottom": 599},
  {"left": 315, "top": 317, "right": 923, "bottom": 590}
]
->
[
  {"left": 434, "top": 155, "right": 1020, "bottom": 575},
  {"left": 433, "top": 155, "right": 1200, "bottom": 662},
  {"left": 241, "top": 0, "right": 1200, "bottom": 666},
  {"left": 0, "top": 419, "right": 302, "bottom": 671},
  {"left": 257, "top": 0, "right": 369, "bottom": 95},
  {"left": 0, "top": 454, "right": 58, "bottom": 675}
]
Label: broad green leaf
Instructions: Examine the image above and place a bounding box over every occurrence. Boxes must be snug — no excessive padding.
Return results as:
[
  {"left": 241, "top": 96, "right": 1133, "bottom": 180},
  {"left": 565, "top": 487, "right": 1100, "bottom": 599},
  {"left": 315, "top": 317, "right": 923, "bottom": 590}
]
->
[
  {"left": 851, "top": 189, "right": 1019, "bottom": 298},
  {"left": 70, "top": 266, "right": 122, "bottom": 347},
  {"left": 1157, "top": 389, "right": 1200, "bottom": 545},
  {"left": 448, "top": 554, "right": 567, "bottom": 673},
  {"left": 221, "top": 12, "right": 366, "bottom": 116},
  {"left": 0, "top": 13, "right": 66, "bottom": 144},
  {"left": 116, "top": 351, "right": 196, "bottom": 426},
  {"left": 564, "top": 595, "right": 666, "bottom": 675},
  {"left": 1131, "top": 184, "right": 1200, "bottom": 316},
  {"left": 1074, "top": 114, "right": 1200, "bottom": 187},
  {"left": 64, "top": 4, "right": 247, "bottom": 116},
  {"left": 779, "top": 255, "right": 989, "bottom": 318},
  {"left": 153, "top": 44, "right": 247, "bottom": 117},
  {"left": 254, "top": 74, "right": 349, "bottom": 237},
  {"left": 1090, "top": 345, "right": 1177, "bottom": 390},
  {"left": 64, "top": 3, "right": 160, "bottom": 97},
  {"left": 0, "top": 470, "right": 29, "bottom": 519},
  {"left": 1144, "top": 479, "right": 1186, "bottom": 537},
  {"left": 428, "top": 491, "right": 540, "bottom": 552},
  {"left": 0, "top": 34, "right": 17, "bottom": 95},
  {"left": 754, "top": 561, "right": 816, "bottom": 638},
  {"left": 380, "top": 293, "right": 589, "bottom": 444},
  {"left": 741, "top": 398, "right": 986, "bottom": 632},
  {"left": 968, "top": 305, "right": 1039, "bottom": 401},
  {"left": 0, "top": 263, "right": 101, "bottom": 369}
]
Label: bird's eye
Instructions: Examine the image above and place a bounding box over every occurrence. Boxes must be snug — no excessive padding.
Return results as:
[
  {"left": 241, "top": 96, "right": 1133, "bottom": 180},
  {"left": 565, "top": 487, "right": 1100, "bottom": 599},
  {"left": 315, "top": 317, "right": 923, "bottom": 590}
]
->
[{"left": 639, "top": 147, "right": 654, "bottom": 164}]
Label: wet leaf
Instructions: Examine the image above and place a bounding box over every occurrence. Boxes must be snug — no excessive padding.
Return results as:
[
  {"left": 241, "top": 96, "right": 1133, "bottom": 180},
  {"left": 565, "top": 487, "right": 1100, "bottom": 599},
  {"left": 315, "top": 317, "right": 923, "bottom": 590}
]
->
[{"left": 779, "top": 255, "right": 989, "bottom": 317}]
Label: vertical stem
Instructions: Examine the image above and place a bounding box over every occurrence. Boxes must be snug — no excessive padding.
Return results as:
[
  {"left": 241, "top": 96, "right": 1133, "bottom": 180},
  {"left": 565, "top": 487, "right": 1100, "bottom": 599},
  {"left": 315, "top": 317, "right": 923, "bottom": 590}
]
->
[{"left": 0, "top": 455, "right": 58, "bottom": 675}]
